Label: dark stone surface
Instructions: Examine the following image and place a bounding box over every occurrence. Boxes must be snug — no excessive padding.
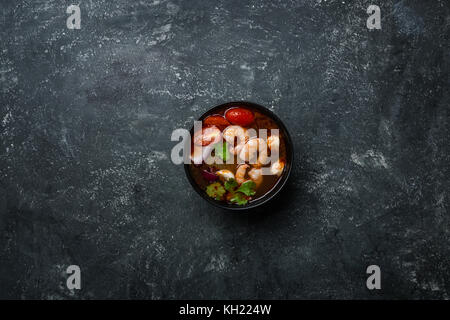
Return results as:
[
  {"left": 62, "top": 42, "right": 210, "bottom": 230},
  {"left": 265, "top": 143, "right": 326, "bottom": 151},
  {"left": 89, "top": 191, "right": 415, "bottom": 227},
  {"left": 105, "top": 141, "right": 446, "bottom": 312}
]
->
[{"left": 0, "top": 0, "right": 449, "bottom": 299}]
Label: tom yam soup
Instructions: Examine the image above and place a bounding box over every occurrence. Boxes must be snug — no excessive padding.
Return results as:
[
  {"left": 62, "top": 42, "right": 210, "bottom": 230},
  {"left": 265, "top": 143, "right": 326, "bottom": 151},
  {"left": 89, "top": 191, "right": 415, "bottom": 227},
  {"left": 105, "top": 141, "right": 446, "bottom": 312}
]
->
[{"left": 188, "top": 103, "right": 289, "bottom": 207}]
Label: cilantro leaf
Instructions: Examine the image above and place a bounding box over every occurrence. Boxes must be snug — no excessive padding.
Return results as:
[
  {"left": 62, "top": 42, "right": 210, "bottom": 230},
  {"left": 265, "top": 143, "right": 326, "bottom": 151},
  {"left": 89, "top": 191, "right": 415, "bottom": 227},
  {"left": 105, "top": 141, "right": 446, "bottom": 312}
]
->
[
  {"left": 230, "top": 192, "right": 248, "bottom": 205},
  {"left": 214, "top": 142, "right": 230, "bottom": 162},
  {"left": 224, "top": 178, "right": 238, "bottom": 191},
  {"left": 206, "top": 182, "right": 226, "bottom": 200},
  {"left": 236, "top": 180, "right": 256, "bottom": 196}
]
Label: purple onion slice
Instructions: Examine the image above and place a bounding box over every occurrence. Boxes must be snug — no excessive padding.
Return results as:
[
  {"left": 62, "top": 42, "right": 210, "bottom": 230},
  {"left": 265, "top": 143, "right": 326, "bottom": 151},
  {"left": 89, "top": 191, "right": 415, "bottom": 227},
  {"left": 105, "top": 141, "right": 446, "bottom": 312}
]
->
[{"left": 201, "top": 169, "right": 218, "bottom": 182}]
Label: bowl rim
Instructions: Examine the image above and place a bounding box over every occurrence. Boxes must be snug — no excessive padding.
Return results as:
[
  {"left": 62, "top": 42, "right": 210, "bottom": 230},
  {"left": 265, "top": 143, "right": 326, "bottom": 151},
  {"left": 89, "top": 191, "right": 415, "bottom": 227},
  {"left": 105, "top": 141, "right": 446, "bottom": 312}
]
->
[{"left": 184, "top": 101, "right": 294, "bottom": 211}]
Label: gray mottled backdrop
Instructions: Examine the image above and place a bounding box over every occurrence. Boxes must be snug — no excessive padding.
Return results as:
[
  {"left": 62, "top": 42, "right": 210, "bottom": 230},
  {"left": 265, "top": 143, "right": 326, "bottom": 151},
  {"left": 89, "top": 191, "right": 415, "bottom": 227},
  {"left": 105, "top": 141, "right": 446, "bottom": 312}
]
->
[{"left": 0, "top": 0, "right": 449, "bottom": 299}]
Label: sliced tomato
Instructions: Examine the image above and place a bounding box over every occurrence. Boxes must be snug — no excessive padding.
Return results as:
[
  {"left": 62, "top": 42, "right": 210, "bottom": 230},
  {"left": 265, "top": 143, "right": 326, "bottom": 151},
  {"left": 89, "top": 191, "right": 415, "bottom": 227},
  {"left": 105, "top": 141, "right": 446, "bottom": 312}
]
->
[
  {"left": 193, "top": 125, "right": 222, "bottom": 146},
  {"left": 203, "top": 115, "right": 230, "bottom": 128},
  {"left": 225, "top": 107, "right": 255, "bottom": 126}
]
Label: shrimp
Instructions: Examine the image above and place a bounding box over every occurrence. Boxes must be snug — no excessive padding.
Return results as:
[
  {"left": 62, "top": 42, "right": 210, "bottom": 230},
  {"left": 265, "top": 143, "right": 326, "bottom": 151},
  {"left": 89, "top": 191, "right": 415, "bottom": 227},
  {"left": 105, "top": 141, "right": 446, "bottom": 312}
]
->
[
  {"left": 267, "top": 135, "right": 280, "bottom": 153},
  {"left": 191, "top": 143, "right": 217, "bottom": 165},
  {"left": 223, "top": 125, "right": 248, "bottom": 155},
  {"left": 239, "top": 138, "right": 267, "bottom": 163},
  {"left": 255, "top": 135, "right": 280, "bottom": 167},
  {"left": 216, "top": 169, "right": 235, "bottom": 182},
  {"left": 235, "top": 164, "right": 249, "bottom": 184},
  {"left": 193, "top": 126, "right": 222, "bottom": 146},
  {"left": 191, "top": 126, "right": 222, "bottom": 164},
  {"left": 251, "top": 135, "right": 281, "bottom": 167},
  {"left": 236, "top": 165, "right": 263, "bottom": 188},
  {"left": 248, "top": 168, "right": 263, "bottom": 187},
  {"left": 270, "top": 159, "right": 285, "bottom": 176}
]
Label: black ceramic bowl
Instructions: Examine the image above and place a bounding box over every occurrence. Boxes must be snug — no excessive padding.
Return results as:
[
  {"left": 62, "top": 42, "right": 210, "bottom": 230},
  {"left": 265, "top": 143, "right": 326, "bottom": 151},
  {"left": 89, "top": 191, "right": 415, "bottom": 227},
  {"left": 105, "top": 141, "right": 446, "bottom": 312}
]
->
[{"left": 184, "top": 101, "right": 293, "bottom": 210}]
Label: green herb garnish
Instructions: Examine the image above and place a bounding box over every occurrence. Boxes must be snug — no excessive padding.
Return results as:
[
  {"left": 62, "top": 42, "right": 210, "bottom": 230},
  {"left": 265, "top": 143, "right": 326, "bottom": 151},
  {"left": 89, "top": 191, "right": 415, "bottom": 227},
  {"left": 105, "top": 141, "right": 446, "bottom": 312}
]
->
[
  {"left": 224, "top": 178, "right": 238, "bottom": 191},
  {"left": 236, "top": 180, "right": 256, "bottom": 196},
  {"left": 214, "top": 142, "right": 230, "bottom": 162},
  {"left": 230, "top": 192, "right": 248, "bottom": 205},
  {"left": 206, "top": 182, "right": 226, "bottom": 200}
]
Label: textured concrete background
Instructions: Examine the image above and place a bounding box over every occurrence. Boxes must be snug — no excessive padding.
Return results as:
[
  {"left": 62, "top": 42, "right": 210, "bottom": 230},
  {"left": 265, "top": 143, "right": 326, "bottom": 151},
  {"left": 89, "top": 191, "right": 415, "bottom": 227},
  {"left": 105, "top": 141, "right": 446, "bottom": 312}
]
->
[{"left": 0, "top": 0, "right": 449, "bottom": 299}]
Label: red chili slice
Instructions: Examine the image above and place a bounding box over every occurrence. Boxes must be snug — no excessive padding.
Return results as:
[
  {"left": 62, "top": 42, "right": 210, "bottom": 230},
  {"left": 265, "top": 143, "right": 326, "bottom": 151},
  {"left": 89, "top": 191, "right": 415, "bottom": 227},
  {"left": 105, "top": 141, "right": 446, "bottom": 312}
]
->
[
  {"left": 203, "top": 115, "right": 230, "bottom": 128},
  {"left": 225, "top": 107, "right": 255, "bottom": 127}
]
